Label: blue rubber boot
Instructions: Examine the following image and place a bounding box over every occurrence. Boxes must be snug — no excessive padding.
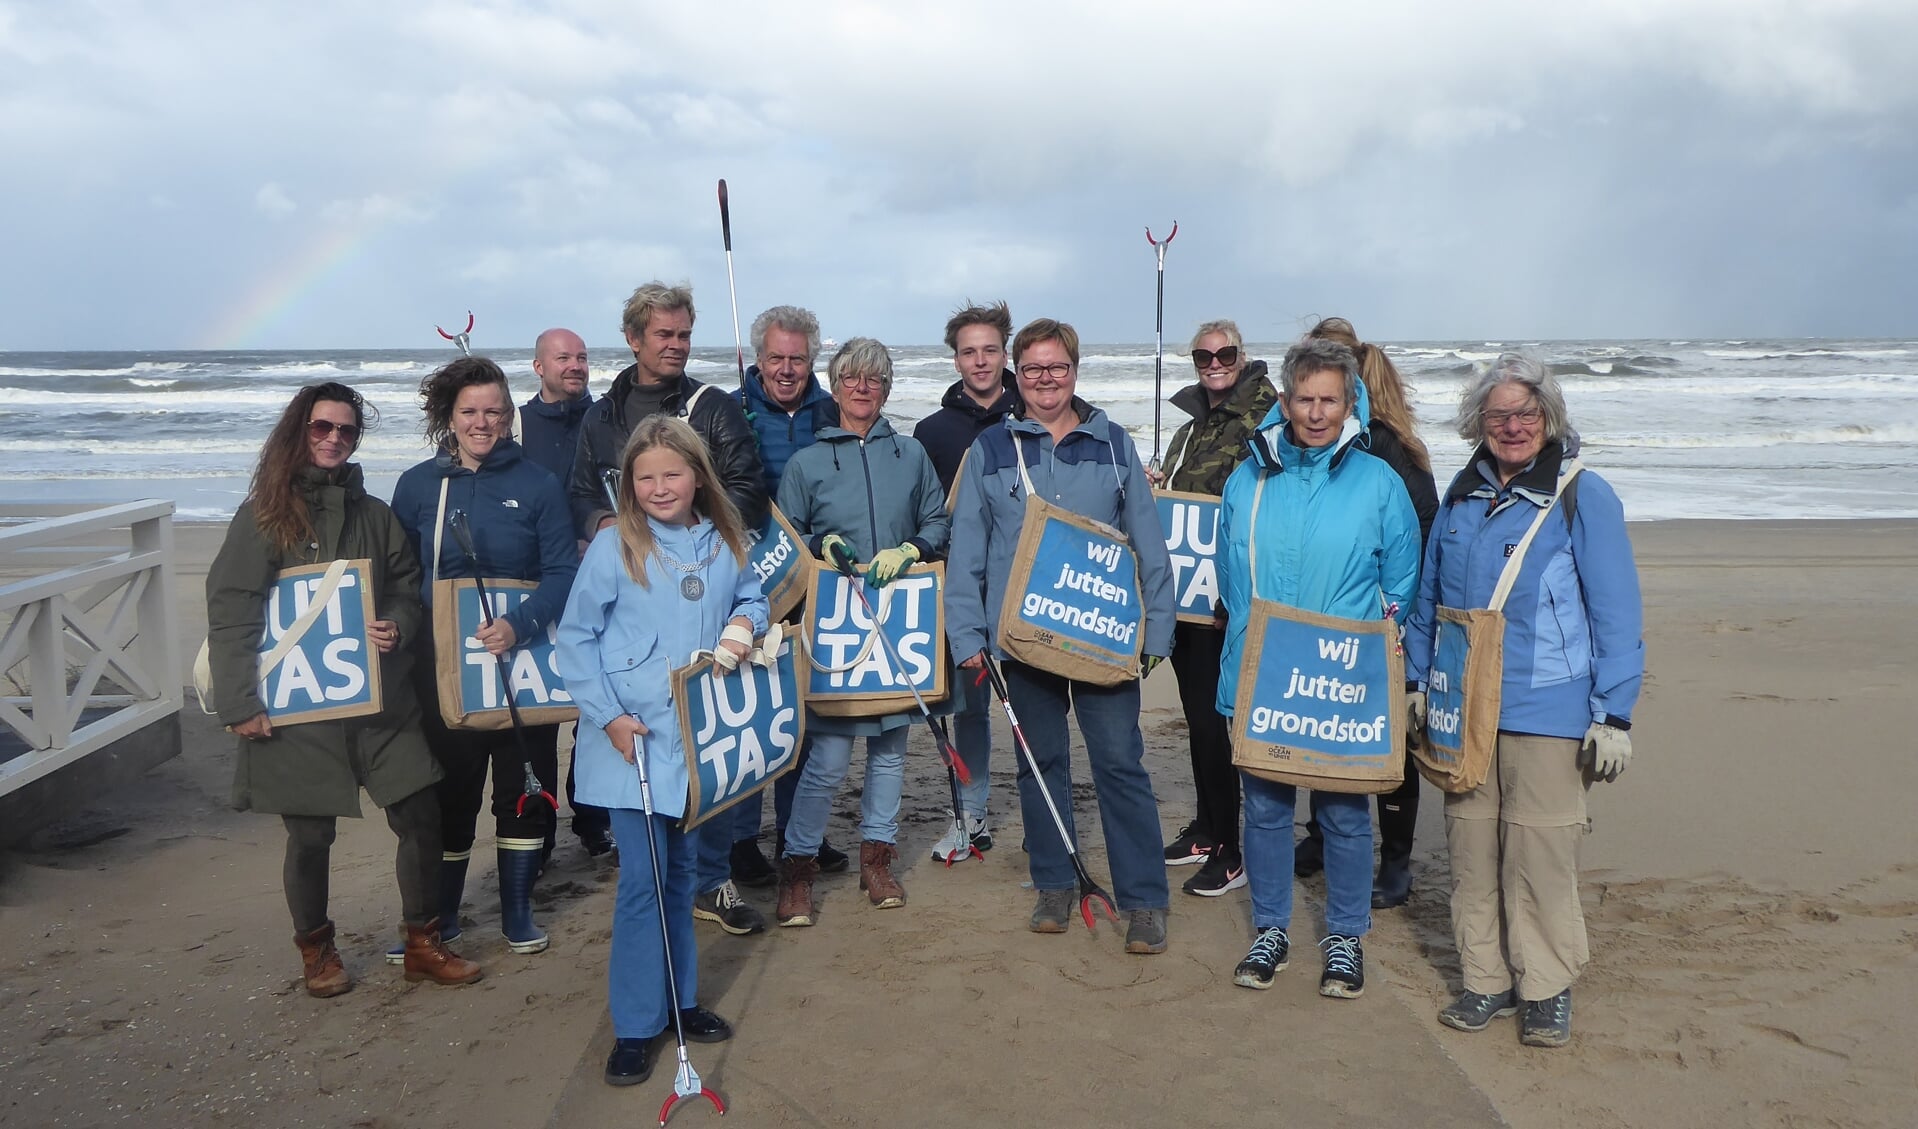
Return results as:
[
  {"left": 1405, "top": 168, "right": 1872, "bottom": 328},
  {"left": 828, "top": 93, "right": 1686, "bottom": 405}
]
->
[
  {"left": 387, "top": 852, "right": 469, "bottom": 965},
  {"left": 498, "top": 840, "right": 550, "bottom": 954}
]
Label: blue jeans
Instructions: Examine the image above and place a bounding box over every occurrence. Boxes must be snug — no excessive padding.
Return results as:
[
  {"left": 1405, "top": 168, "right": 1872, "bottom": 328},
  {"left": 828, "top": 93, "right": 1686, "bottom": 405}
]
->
[
  {"left": 783, "top": 727, "right": 907, "bottom": 855},
  {"left": 606, "top": 808, "right": 699, "bottom": 1038},
  {"left": 954, "top": 673, "right": 992, "bottom": 819},
  {"left": 1241, "top": 772, "right": 1373, "bottom": 938},
  {"left": 695, "top": 816, "right": 732, "bottom": 896},
  {"left": 1004, "top": 661, "right": 1168, "bottom": 911},
  {"left": 731, "top": 734, "right": 808, "bottom": 844}
]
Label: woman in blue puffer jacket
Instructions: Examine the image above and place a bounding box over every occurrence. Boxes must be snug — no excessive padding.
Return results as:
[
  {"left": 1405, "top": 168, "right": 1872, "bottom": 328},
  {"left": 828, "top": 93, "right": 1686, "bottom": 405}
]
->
[
  {"left": 1403, "top": 352, "right": 1644, "bottom": 1049},
  {"left": 1215, "top": 338, "right": 1420, "bottom": 1002}
]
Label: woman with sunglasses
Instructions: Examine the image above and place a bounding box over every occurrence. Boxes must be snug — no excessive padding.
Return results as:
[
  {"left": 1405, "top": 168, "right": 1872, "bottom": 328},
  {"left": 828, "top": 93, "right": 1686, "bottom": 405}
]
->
[
  {"left": 390, "top": 356, "right": 579, "bottom": 959},
  {"left": 206, "top": 381, "right": 481, "bottom": 998},
  {"left": 1147, "top": 320, "right": 1277, "bottom": 897}
]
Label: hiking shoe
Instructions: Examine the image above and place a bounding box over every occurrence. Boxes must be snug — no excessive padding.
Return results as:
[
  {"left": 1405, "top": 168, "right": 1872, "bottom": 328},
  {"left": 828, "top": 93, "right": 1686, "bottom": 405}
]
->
[
  {"left": 1164, "top": 822, "right": 1216, "bottom": 867},
  {"left": 1182, "top": 848, "right": 1247, "bottom": 897},
  {"left": 858, "top": 840, "right": 906, "bottom": 909},
  {"left": 930, "top": 813, "right": 990, "bottom": 862},
  {"left": 730, "top": 838, "right": 778, "bottom": 889},
  {"left": 1233, "top": 927, "right": 1290, "bottom": 989},
  {"left": 775, "top": 855, "right": 819, "bottom": 927},
  {"left": 1439, "top": 989, "right": 1519, "bottom": 1032},
  {"left": 1294, "top": 829, "right": 1325, "bottom": 878},
  {"left": 1124, "top": 907, "right": 1168, "bottom": 955},
  {"left": 1318, "top": 934, "right": 1365, "bottom": 998},
  {"left": 1520, "top": 989, "right": 1573, "bottom": 1047},
  {"left": 1029, "top": 889, "right": 1074, "bottom": 934},
  {"left": 693, "top": 880, "right": 766, "bottom": 936}
]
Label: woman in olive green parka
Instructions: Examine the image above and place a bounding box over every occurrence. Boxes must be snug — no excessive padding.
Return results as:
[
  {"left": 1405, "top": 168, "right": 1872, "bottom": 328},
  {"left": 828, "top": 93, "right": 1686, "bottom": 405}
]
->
[{"left": 206, "top": 382, "right": 480, "bottom": 997}]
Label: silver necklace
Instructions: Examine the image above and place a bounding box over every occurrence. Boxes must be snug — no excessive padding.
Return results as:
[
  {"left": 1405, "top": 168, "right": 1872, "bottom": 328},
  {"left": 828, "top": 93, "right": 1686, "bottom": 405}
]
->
[{"left": 652, "top": 538, "right": 723, "bottom": 601}]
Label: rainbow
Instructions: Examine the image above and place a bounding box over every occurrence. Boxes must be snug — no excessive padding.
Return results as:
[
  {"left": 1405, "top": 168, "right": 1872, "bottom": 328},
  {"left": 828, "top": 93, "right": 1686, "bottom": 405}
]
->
[{"left": 199, "top": 221, "right": 374, "bottom": 350}]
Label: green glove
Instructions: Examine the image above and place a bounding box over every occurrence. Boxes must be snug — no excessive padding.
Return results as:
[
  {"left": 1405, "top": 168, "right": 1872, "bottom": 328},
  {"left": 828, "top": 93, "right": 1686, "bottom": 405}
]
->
[
  {"left": 820, "top": 534, "right": 857, "bottom": 574},
  {"left": 869, "top": 542, "right": 921, "bottom": 587},
  {"left": 1141, "top": 654, "right": 1165, "bottom": 678}
]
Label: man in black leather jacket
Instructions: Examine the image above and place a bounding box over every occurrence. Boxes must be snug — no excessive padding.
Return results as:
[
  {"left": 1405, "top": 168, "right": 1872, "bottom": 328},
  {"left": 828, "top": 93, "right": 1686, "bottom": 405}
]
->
[{"left": 567, "top": 281, "right": 768, "bottom": 539}]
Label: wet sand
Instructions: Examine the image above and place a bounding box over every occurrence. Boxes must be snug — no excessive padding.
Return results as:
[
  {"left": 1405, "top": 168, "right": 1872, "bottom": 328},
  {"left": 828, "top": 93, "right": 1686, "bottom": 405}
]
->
[{"left": 1, "top": 519, "right": 1912, "bottom": 1128}]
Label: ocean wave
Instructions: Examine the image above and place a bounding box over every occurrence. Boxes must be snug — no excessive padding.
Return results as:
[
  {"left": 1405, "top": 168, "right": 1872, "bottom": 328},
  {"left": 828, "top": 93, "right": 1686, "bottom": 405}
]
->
[
  {"left": 129, "top": 377, "right": 179, "bottom": 387},
  {"left": 1604, "top": 423, "right": 1918, "bottom": 449},
  {"left": 1703, "top": 347, "right": 1915, "bottom": 361}
]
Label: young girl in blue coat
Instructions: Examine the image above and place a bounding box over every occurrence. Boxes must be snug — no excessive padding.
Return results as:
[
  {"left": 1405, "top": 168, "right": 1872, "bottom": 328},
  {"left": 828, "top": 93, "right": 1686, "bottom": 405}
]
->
[{"left": 555, "top": 416, "right": 770, "bottom": 1087}]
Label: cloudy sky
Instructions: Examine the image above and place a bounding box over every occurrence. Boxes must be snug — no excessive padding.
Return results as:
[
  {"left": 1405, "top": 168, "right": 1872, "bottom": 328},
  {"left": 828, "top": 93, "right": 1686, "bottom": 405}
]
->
[{"left": 3, "top": 1, "right": 1915, "bottom": 350}]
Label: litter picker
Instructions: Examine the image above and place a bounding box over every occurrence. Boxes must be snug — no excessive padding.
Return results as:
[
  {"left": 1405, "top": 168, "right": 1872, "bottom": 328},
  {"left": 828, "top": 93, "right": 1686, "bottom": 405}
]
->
[
  {"left": 629, "top": 736, "right": 726, "bottom": 1125},
  {"left": 717, "top": 179, "right": 747, "bottom": 392},
  {"left": 435, "top": 311, "right": 475, "bottom": 356},
  {"left": 976, "top": 654, "right": 1118, "bottom": 929},
  {"left": 446, "top": 509, "right": 557, "bottom": 818},
  {"left": 1144, "top": 222, "right": 1177, "bottom": 474}
]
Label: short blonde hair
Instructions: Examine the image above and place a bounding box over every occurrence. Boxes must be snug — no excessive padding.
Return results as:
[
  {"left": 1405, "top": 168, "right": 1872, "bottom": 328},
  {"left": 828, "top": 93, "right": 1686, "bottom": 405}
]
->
[{"left": 620, "top": 282, "right": 695, "bottom": 341}]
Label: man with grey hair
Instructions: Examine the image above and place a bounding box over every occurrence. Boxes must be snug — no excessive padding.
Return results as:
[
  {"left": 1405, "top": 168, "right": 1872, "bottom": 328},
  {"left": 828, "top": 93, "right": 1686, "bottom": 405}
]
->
[{"left": 726, "top": 305, "right": 849, "bottom": 883}]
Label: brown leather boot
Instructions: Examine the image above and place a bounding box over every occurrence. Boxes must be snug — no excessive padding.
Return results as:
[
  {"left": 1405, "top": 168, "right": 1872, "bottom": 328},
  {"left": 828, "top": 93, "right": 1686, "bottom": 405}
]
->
[
  {"left": 859, "top": 840, "right": 906, "bottom": 909},
  {"left": 401, "top": 917, "right": 483, "bottom": 986},
  {"left": 293, "top": 920, "right": 353, "bottom": 998},
  {"left": 776, "top": 855, "right": 819, "bottom": 926}
]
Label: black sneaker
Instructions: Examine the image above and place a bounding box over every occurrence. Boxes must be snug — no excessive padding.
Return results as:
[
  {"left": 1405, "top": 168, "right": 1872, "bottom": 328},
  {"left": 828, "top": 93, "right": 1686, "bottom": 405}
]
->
[
  {"left": 730, "top": 838, "right": 777, "bottom": 889},
  {"left": 1233, "top": 927, "right": 1290, "bottom": 989},
  {"left": 1520, "top": 989, "right": 1572, "bottom": 1047},
  {"left": 1181, "top": 848, "right": 1247, "bottom": 897},
  {"left": 1318, "top": 934, "right": 1365, "bottom": 998},
  {"left": 1439, "top": 989, "right": 1519, "bottom": 1032},
  {"left": 578, "top": 828, "right": 616, "bottom": 858},
  {"left": 677, "top": 1006, "right": 733, "bottom": 1044},
  {"left": 817, "top": 839, "right": 851, "bottom": 874},
  {"left": 692, "top": 880, "right": 766, "bottom": 935},
  {"left": 1164, "top": 822, "right": 1216, "bottom": 867}
]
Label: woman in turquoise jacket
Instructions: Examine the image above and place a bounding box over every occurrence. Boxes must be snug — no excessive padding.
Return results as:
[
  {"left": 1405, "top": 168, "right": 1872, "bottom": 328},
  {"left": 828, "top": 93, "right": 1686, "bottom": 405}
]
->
[
  {"left": 1216, "top": 339, "right": 1420, "bottom": 1000},
  {"left": 1402, "top": 352, "right": 1643, "bottom": 1049},
  {"left": 772, "top": 337, "right": 949, "bottom": 927}
]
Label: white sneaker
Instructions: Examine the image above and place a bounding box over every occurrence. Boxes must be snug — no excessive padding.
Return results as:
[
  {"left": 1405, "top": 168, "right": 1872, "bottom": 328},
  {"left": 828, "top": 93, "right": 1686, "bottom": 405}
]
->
[{"left": 931, "top": 813, "right": 990, "bottom": 861}]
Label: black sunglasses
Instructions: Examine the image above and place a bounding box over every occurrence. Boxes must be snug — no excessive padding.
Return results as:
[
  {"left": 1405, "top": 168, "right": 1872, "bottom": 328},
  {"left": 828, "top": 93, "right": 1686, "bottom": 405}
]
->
[
  {"left": 307, "top": 419, "right": 362, "bottom": 445},
  {"left": 1192, "top": 346, "right": 1240, "bottom": 369}
]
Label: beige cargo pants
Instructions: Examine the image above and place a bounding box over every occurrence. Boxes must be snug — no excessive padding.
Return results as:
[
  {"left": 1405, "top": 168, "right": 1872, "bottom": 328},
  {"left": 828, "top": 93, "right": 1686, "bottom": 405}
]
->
[{"left": 1444, "top": 732, "right": 1590, "bottom": 1001}]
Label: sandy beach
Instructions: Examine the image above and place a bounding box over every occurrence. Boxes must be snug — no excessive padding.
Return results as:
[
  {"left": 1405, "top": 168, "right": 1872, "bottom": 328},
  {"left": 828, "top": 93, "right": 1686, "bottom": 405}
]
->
[{"left": 2, "top": 518, "right": 1913, "bottom": 1128}]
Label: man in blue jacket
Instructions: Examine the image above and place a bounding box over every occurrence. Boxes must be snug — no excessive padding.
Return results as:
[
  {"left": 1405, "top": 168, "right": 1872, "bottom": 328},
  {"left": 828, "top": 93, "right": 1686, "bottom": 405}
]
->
[
  {"left": 915, "top": 301, "right": 1021, "bottom": 861},
  {"left": 726, "top": 305, "right": 849, "bottom": 883},
  {"left": 518, "top": 327, "right": 613, "bottom": 861}
]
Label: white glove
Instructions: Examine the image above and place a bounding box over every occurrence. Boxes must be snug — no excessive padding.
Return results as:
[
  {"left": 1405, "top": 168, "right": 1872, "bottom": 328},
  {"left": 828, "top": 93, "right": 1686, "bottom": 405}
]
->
[
  {"left": 712, "top": 622, "right": 756, "bottom": 672},
  {"left": 1406, "top": 690, "right": 1427, "bottom": 749},
  {"left": 1580, "top": 723, "right": 1632, "bottom": 783},
  {"left": 748, "top": 623, "right": 784, "bottom": 669}
]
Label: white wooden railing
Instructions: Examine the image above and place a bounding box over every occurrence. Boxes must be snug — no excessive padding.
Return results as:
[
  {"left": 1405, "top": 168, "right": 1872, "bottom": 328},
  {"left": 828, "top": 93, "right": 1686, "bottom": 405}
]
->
[{"left": 0, "top": 500, "right": 181, "bottom": 796}]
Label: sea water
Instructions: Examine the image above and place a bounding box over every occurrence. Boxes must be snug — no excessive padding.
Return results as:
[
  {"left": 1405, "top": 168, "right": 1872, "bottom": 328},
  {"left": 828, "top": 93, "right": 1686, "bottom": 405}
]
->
[{"left": 1, "top": 340, "right": 1913, "bottom": 521}]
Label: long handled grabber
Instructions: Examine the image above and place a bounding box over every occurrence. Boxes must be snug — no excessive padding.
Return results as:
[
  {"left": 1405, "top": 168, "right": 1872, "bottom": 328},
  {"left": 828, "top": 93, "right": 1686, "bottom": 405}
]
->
[
  {"left": 717, "top": 179, "right": 747, "bottom": 393},
  {"left": 601, "top": 467, "right": 622, "bottom": 514},
  {"left": 447, "top": 509, "right": 556, "bottom": 818},
  {"left": 435, "top": 311, "right": 475, "bottom": 356},
  {"left": 1144, "top": 222, "right": 1177, "bottom": 475},
  {"left": 976, "top": 655, "right": 1118, "bottom": 929},
  {"left": 826, "top": 550, "right": 977, "bottom": 816},
  {"left": 630, "top": 741, "right": 726, "bottom": 1125}
]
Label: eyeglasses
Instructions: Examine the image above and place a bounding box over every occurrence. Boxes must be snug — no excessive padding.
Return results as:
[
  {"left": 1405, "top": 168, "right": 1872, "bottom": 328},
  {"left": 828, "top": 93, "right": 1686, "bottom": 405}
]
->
[
  {"left": 1018, "top": 362, "right": 1073, "bottom": 381},
  {"left": 307, "top": 419, "right": 362, "bottom": 445},
  {"left": 837, "top": 373, "right": 888, "bottom": 390},
  {"left": 1480, "top": 405, "right": 1543, "bottom": 429},
  {"left": 1192, "top": 346, "right": 1240, "bottom": 370}
]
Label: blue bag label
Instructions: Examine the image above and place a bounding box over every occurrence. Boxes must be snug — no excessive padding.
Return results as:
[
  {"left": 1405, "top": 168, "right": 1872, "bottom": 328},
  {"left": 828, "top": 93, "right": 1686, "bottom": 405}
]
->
[
  {"left": 258, "top": 560, "right": 381, "bottom": 724},
  {"left": 1155, "top": 489, "right": 1221, "bottom": 624},
  {"left": 679, "top": 642, "right": 804, "bottom": 829},
  {"left": 804, "top": 562, "right": 946, "bottom": 707},
  {"left": 449, "top": 582, "right": 572, "bottom": 713}
]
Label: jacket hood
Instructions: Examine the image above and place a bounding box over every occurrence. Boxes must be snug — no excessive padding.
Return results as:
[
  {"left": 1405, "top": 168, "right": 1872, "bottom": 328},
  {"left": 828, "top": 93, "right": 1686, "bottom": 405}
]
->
[
  {"left": 1245, "top": 376, "right": 1372, "bottom": 471},
  {"left": 522, "top": 390, "right": 593, "bottom": 423},
  {"left": 1445, "top": 433, "right": 1583, "bottom": 504},
  {"left": 298, "top": 461, "right": 366, "bottom": 499},
  {"left": 1170, "top": 358, "right": 1270, "bottom": 423},
  {"left": 431, "top": 438, "right": 527, "bottom": 476},
  {"left": 938, "top": 370, "right": 1022, "bottom": 419}
]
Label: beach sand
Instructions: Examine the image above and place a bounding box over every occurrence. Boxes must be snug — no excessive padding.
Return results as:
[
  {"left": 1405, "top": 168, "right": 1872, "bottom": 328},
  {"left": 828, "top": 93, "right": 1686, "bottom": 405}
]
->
[{"left": 1, "top": 519, "right": 1912, "bottom": 1128}]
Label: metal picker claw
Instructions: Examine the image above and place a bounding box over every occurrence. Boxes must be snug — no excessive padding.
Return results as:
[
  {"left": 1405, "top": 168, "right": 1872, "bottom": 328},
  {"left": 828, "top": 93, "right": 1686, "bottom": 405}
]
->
[
  {"left": 435, "top": 311, "right": 475, "bottom": 356},
  {"left": 657, "top": 1049, "right": 725, "bottom": 1126},
  {"left": 516, "top": 762, "right": 557, "bottom": 817}
]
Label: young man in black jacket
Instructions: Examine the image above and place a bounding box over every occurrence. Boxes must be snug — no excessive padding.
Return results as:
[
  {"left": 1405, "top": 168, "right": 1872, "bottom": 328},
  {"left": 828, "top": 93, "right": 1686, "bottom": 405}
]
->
[
  {"left": 565, "top": 282, "right": 771, "bottom": 936},
  {"left": 913, "top": 301, "right": 1021, "bottom": 861}
]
